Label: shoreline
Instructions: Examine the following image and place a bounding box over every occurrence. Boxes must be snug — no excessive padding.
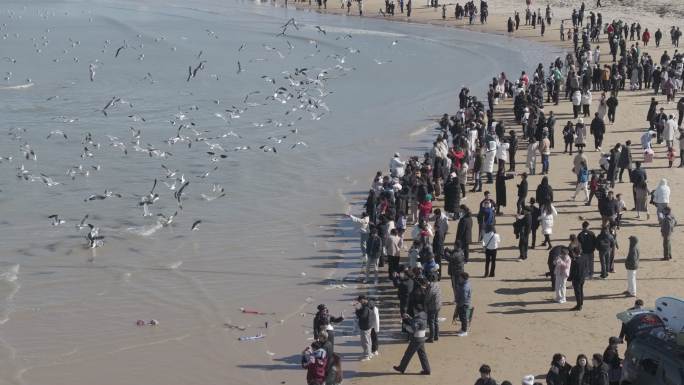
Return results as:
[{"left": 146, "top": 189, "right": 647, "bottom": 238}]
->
[{"left": 263, "top": 0, "right": 684, "bottom": 384}]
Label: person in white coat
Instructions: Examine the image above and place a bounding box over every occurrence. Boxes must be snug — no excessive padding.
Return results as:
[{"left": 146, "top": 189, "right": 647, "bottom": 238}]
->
[
  {"left": 369, "top": 302, "right": 380, "bottom": 356},
  {"left": 653, "top": 178, "right": 671, "bottom": 222},
  {"left": 539, "top": 204, "right": 558, "bottom": 250},
  {"left": 571, "top": 90, "right": 582, "bottom": 118},
  {"left": 390, "top": 153, "right": 406, "bottom": 178},
  {"left": 664, "top": 115, "right": 678, "bottom": 148},
  {"left": 483, "top": 139, "right": 497, "bottom": 183},
  {"left": 553, "top": 248, "right": 572, "bottom": 303},
  {"left": 527, "top": 137, "right": 539, "bottom": 175},
  {"left": 581, "top": 89, "right": 592, "bottom": 117},
  {"left": 496, "top": 141, "right": 510, "bottom": 170}
]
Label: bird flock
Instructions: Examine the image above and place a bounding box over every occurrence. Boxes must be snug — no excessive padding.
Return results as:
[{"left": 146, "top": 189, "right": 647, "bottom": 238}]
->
[{"left": 0, "top": 9, "right": 398, "bottom": 254}]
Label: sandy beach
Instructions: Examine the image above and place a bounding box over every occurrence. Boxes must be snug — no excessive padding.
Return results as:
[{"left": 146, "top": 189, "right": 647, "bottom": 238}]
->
[{"left": 278, "top": 0, "right": 684, "bottom": 383}]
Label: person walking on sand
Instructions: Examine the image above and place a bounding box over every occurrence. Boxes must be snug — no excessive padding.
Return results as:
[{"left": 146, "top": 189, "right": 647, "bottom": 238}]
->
[
  {"left": 453, "top": 271, "right": 472, "bottom": 337},
  {"left": 572, "top": 161, "right": 590, "bottom": 202},
  {"left": 653, "top": 178, "right": 670, "bottom": 223},
  {"left": 540, "top": 133, "right": 551, "bottom": 175},
  {"left": 617, "top": 141, "right": 632, "bottom": 183},
  {"left": 595, "top": 226, "right": 615, "bottom": 279},
  {"left": 590, "top": 113, "right": 605, "bottom": 151},
  {"left": 425, "top": 273, "right": 442, "bottom": 342},
  {"left": 482, "top": 225, "right": 501, "bottom": 278},
  {"left": 514, "top": 206, "right": 532, "bottom": 260},
  {"left": 553, "top": 248, "right": 572, "bottom": 303},
  {"left": 563, "top": 121, "right": 575, "bottom": 154},
  {"left": 624, "top": 236, "right": 639, "bottom": 297},
  {"left": 393, "top": 308, "right": 430, "bottom": 375},
  {"left": 660, "top": 206, "right": 676, "bottom": 261},
  {"left": 539, "top": 203, "right": 558, "bottom": 250}
]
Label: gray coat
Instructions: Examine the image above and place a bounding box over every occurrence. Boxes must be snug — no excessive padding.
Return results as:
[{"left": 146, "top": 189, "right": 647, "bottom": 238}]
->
[{"left": 625, "top": 236, "right": 639, "bottom": 270}]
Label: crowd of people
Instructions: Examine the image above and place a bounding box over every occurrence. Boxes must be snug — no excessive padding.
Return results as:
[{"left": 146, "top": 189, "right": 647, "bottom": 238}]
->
[{"left": 297, "top": 1, "right": 683, "bottom": 385}]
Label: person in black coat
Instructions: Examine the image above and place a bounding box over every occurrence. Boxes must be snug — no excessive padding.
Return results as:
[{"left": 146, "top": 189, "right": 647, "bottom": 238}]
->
[
  {"left": 646, "top": 97, "right": 658, "bottom": 130},
  {"left": 569, "top": 354, "right": 590, "bottom": 385},
  {"left": 595, "top": 225, "right": 615, "bottom": 279},
  {"left": 313, "top": 304, "right": 345, "bottom": 348},
  {"left": 529, "top": 198, "right": 541, "bottom": 248},
  {"left": 508, "top": 130, "right": 518, "bottom": 171},
  {"left": 603, "top": 337, "right": 622, "bottom": 385},
  {"left": 514, "top": 207, "right": 532, "bottom": 260},
  {"left": 577, "top": 221, "right": 596, "bottom": 279},
  {"left": 547, "top": 245, "right": 564, "bottom": 290},
  {"left": 443, "top": 175, "right": 461, "bottom": 216},
  {"left": 535, "top": 176, "right": 554, "bottom": 209},
  {"left": 617, "top": 141, "right": 632, "bottom": 183},
  {"left": 455, "top": 205, "right": 473, "bottom": 263},
  {"left": 590, "top": 112, "right": 606, "bottom": 150},
  {"left": 516, "top": 172, "right": 528, "bottom": 214},
  {"left": 546, "top": 353, "right": 572, "bottom": 385},
  {"left": 495, "top": 168, "right": 515, "bottom": 214},
  {"left": 606, "top": 93, "right": 619, "bottom": 123},
  {"left": 606, "top": 147, "right": 619, "bottom": 188},
  {"left": 589, "top": 353, "right": 610, "bottom": 385},
  {"left": 432, "top": 227, "right": 445, "bottom": 278},
  {"left": 392, "top": 266, "right": 415, "bottom": 332},
  {"left": 568, "top": 247, "right": 587, "bottom": 311}
]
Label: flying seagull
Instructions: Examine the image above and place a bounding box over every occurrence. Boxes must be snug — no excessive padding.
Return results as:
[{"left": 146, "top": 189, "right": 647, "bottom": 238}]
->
[
  {"left": 48, "top": 214, "right": 66, "bottom": 226},
  {"left": 191, "top": 220, "right": 202, "bottom": 231}
]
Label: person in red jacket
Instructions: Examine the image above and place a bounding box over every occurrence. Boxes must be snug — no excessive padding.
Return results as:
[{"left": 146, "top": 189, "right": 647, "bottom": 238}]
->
[{"left": 642, "top": 28, "right": 651, "bottom": 46}]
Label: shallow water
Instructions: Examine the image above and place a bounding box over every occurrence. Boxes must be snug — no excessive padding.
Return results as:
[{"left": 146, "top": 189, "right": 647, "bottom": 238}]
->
[{"left": 0, "top": 1, "right": 553, "bottom": 384}]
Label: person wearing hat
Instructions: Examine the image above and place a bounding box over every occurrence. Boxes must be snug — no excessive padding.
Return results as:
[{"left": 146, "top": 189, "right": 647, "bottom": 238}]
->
[{"left": 313, "top": 304, "right": 344, "bottom": 348}]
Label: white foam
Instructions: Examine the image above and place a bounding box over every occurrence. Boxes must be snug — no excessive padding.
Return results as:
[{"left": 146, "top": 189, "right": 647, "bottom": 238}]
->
[
  {"left": 0, "top": 83, "right": 33, "bottom": 90},
  {"left": 126, "top": 222, "right": 163, "bottom": 237}
]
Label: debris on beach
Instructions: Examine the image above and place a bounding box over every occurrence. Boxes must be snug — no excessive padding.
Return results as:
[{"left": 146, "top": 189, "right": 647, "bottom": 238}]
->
[
  {"left": 238, "top": 334, "right": 265, "bottom": 341},
  {"left": 135, "top": 319, "right": 159, "bottom": 326},
  {"left": 240, "top": 307, "right": 275, "bottom": 315}
]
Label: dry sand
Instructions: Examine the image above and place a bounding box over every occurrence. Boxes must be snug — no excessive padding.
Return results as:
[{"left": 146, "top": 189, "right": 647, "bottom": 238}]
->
[{"left": 276, "top": 0, "right": 684, "bottom": 383}]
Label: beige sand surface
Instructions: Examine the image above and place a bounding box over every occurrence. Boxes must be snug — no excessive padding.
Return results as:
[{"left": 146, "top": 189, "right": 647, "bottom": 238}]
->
[{"left": 278, "top": 0, "right": 684, "bottom": 383}]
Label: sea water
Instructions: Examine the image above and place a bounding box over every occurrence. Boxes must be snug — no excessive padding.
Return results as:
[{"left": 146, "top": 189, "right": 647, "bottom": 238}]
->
[{"left": 0, "top": 0, "right": 552, "bottom": 383}]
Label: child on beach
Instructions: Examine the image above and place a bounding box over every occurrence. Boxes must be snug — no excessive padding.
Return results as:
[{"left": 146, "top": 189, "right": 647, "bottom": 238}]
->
[{"left": 667, "top": 146, "right": 675, "bottom": 167}]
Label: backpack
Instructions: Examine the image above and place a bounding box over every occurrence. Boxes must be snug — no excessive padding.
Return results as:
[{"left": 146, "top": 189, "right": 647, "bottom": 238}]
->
[{"left": 306, "top": 357, "right": 327, "bottom": 385}]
